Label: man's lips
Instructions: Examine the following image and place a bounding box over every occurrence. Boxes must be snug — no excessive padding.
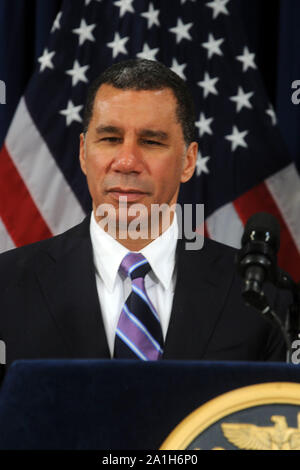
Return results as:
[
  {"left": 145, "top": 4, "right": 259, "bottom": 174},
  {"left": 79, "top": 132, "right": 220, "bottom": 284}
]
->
[{"left": 107, "top": 188, "right": 147, "bottom": 202}]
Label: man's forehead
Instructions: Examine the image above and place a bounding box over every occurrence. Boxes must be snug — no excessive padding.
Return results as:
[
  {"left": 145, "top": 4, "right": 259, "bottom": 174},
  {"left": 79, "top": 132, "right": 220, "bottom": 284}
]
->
[
  {"left": 85, "top": 84, "right": 186, "bottom": 142},
  {"left": 94, "top": 83, "right": 177, "bottom": 105},
  {"left": 88, "top": 84, "right": 180, "bottom": 133}
]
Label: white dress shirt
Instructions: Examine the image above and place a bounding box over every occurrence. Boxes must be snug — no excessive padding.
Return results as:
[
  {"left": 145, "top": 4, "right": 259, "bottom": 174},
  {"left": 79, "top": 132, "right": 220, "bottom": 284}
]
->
[{"left": 90, "top": 211, "right": 178, "bottom": 357}]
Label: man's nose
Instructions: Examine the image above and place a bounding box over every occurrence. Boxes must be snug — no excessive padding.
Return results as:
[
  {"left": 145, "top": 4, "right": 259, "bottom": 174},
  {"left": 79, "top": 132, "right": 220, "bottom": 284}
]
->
[{"left": 111, "top": 140, "right": 143, "bottom": 173}]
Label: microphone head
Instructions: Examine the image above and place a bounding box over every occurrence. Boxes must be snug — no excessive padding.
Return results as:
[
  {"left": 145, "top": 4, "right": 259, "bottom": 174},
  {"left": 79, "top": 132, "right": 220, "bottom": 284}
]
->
[{"left": 241, "top": 212, "right": 281, "bottom": 253}]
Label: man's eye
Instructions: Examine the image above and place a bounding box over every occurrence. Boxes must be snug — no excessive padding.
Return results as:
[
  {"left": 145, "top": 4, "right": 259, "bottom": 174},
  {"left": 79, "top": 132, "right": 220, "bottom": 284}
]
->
[
  {"left": 143, "top": 140, "right": 163, "bottom": 146},
  {"left": 100, "top": 137, "right": 121, "bottom": 143}
]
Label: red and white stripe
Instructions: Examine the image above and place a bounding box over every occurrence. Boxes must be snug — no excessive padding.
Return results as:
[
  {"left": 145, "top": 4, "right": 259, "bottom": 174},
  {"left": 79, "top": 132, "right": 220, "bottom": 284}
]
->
[
  {"left": 1, "top": 99, "right": 300, "bottom": 282},
  {"left": 0, "top": 98, "right": 85, "bottom": 253},
  {"left": 205, "top": 163, "right": 300, "bottom": 281}
]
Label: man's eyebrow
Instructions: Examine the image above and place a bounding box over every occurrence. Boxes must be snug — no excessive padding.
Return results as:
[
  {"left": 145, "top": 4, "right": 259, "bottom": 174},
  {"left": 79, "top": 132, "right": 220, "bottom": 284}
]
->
[
  {"left": 94, "top": 126, "right": 169, "bottom": 140},
  {"left": 95, "top": 125, "right": 123, "bottom": 134},
  {"left": 138, "top": 129, "right": 169, "bottom": 140}
]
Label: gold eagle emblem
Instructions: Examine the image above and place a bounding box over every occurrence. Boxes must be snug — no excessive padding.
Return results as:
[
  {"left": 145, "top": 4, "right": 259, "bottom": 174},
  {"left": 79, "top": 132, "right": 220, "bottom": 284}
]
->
[{"left": 221, "top": 413, "right": 300, "bottom": 450}]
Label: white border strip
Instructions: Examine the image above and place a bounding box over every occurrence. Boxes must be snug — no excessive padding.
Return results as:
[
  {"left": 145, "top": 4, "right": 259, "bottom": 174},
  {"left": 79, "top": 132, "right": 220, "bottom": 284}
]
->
[
  {"left": 5, "top": 98, "right": 85, "bottom": 235},
  {"left": 206, "top": 202, "right": 244, "bottom": 249},
  {"left": 266, "top": 163, "right": 300, "bottom": 252},
  {"left": 0, "top": 217, "right": 15, "bottom": 253}
]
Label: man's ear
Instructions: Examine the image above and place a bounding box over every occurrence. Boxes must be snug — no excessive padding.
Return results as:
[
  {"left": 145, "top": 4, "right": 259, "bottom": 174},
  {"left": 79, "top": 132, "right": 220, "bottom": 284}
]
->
[
  {"left": 181, "top": 141, "right": 198, "bottom": 183},
  {"left": 79, "top": 133, "right": 87, "bottom": 175}
]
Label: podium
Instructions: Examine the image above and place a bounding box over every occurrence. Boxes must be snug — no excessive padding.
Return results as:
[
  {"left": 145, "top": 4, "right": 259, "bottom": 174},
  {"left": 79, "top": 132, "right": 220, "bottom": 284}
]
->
[{"left": 0, "top": 359, "right": 300, "bottom": 450}]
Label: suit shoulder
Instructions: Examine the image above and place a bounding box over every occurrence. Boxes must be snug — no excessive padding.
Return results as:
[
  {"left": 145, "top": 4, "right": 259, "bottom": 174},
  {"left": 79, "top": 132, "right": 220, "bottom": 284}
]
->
[
  {"left": 189, "top": 235, "right": 238, "bottom": 264},
  {"left": 202, "top": 236, "right": 237, "bottom": 256},
  {"left": 0, "top": 217, "right": 89, "bottom": 288}
]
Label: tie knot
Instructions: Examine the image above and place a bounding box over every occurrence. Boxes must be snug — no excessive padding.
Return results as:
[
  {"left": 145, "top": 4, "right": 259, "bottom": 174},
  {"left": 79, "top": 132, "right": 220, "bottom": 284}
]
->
[{"left": 120, "top": 252, "right": 151, "bottom": 280}]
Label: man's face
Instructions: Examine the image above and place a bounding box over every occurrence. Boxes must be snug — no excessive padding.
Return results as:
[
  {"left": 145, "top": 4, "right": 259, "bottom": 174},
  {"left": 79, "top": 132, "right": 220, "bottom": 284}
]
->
[{"left": 79, "top": 84, "right": 197, "bottom": 229}]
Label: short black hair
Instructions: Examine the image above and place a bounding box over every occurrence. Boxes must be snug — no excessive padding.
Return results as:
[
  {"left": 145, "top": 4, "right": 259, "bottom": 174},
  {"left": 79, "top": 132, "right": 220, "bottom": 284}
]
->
[{"left": 83, "top": 59, "right": 196, "bottom": 145}]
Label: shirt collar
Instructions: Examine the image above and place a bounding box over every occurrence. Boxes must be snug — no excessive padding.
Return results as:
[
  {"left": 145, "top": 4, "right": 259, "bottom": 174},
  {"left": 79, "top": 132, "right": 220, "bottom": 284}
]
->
[
  {"left": 90, "top": 211, "right": 178, "bottom": 292},
  {"left": 140, "top": 214, "right": 178, "bottom": 291},
  {"left": 90, "top": 212, "right": 128, "bottom": 292}
]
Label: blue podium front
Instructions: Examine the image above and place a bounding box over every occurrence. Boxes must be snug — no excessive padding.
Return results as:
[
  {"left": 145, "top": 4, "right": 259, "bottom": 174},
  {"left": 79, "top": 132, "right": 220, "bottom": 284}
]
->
[{"left": 0, "top": 360, "right": 299, "bottom": 449}]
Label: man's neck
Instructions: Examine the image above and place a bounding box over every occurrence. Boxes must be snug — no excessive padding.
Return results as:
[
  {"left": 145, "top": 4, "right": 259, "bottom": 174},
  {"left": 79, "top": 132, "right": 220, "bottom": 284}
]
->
[
  {"left": 113, "top": 233, "right": 157, "bottom": 251},
  {"left": 93, "top": 211, "right": 176, "bottom": 252}
]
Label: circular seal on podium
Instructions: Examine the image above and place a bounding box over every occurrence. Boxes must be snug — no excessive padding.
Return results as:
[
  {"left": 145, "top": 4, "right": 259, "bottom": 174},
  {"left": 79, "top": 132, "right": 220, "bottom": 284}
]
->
[{"left": 160, "top": 382, "right": 300, "bottom": 450}]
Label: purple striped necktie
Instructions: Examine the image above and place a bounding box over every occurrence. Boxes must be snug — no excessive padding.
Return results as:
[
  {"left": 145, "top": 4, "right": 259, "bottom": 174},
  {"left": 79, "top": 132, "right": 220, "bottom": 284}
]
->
[{"left": 113, "top": 252, "right": 164, "bottom": 360}]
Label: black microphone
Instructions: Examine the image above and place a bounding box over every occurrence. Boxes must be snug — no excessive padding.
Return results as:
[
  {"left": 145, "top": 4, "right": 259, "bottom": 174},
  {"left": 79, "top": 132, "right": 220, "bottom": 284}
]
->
[{"left": 237, "top": 212, "right": 280, "bottom": 311}]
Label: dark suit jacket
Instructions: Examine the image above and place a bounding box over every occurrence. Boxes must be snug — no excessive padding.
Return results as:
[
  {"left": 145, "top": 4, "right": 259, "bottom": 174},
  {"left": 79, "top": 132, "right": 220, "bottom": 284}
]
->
[{"left": 0, "top": 216, "right": 288, "bottom": 367}]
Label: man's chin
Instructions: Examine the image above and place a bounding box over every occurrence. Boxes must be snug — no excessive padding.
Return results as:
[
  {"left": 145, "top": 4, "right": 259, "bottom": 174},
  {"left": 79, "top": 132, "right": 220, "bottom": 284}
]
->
[
  {"left": 116, "top": 214, "right": 150, "bottom": 231},
  {"left": 94, "top": 201, "right": 175, "bottom": 240}
]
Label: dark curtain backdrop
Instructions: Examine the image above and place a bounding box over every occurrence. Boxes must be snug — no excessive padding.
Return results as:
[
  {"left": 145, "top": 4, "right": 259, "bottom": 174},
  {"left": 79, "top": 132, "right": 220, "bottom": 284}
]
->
[
  {"left": 276, "top": 0, "right": 300, "bottom": 167},
  {"left": 0, "top": 0, "right": 299, "bottom": 167},
  {"left": 0, "top": 0, "right": 63, "bottom": 146}
]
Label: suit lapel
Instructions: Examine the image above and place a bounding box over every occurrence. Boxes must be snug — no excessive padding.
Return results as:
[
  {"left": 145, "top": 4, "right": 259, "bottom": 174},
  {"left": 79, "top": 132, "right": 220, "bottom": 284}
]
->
[
  {"left": 33, "top": 218, "right": 235, "bottom": 361},
  {"left": 35, "top": 217, "right": 110, "bottom": 359},
  {"left": 163, "top": 236, "right": 235, "bottom": 360}
]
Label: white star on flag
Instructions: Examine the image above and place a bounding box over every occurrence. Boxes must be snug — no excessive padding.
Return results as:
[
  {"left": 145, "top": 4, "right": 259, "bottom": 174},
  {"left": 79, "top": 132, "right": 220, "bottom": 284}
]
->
[
  {"left": 236, "top": 46, "right": 257, "bottom": 72},
  {"left": 114, "top": 0, "right": 135, "bottom": 17},
  {"left": 196, "top": 151, "right": 210, "bottom": 176},
  {"left": 66, "top": 60, "right": 89, "bottom": 86},
  {"left": 170, "top": 58, "right": 187, "bottom": 80},
  {"left": 107, "top": 32, "right": 129, "bottom": 58},
  {"left": 169, "top": 18, "right": 193, "bottom": 44},
  {"left": 206, "top": 0, "right": 230, "bottom": 19},
  {"left": 201, "top": 33, "right": 224, "bottom": 59},
  {"left": 136, "top": 43, "right": 159, "bottom": 61},
  {"left": 195, "top": 113, "right": 214, "bottom": 137},
  {"left": 225, "top": 125, "right": 248, "bottom": 151},
  {"left": 38, "top": 48, "right": 55, "bottom": 72},
  {"left": 51, "top": 12, "right": 62, "bottom": 33},
  {"left": 229, "top": 86, "right": 254, "bottom": 112},
  {"left": 266, "top": 105, "right": 277, "bottom": 126},
  {"left": 198, "top": 72, "right": 219, "bottom": 98},
  {"left": 141, "top": 3, "right": 160, "bottom": 28},
  {"left": 180, "top": 0, "right": 196, "bottom": 4},
  {"left": 59, "top": 100, "right": 83, "bottom": 126},
  {"left": 72, "top": 19, "right": 96, "bottom": 46}
]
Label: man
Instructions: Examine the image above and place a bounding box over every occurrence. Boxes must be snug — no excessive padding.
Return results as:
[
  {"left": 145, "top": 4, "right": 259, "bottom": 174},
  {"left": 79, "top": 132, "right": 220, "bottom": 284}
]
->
[{"left": 0, "top": 59, "right": 287, "bottom": 367}]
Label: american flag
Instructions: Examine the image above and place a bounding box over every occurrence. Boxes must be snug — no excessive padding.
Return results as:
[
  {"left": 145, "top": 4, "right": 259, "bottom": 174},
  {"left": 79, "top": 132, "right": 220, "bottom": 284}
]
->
[{"left": 1, "top": 0, "right": 300, "bottom": 280}]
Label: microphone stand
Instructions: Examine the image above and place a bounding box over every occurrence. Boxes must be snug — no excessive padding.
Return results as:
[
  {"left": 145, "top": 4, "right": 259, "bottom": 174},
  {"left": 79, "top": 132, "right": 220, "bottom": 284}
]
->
[
  {"left": 275, "top": 271, "right": 300, "bottom": 363},
  {"left": 242, "top": 288, "right": 292, "bottom": 363},
  {"left": 241, "top": 270, "right": 300, "bottom": 364},
  {"left": 236, "top": 212, "right": 300, "bottom": 363}
]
